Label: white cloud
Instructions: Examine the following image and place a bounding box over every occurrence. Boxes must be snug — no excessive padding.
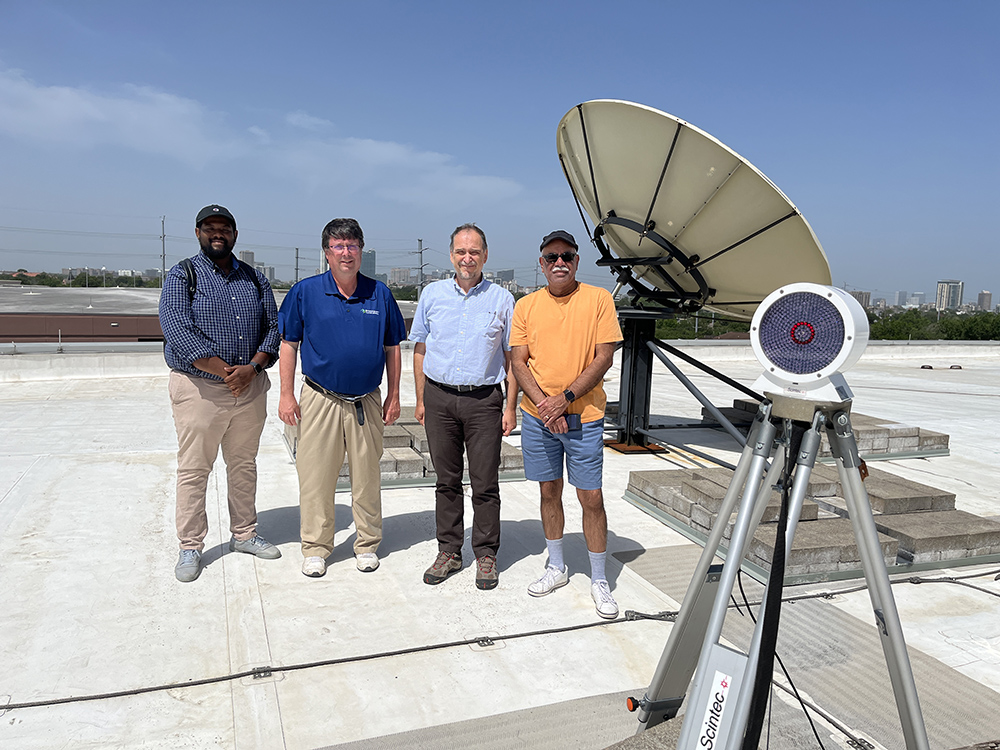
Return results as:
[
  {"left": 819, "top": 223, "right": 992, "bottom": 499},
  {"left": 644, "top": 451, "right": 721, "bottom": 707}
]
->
[
  {"left": 267, "top": 136, "right": 522, "bottom": 208},
  {"left": 247, "top": 126, "right": 271, "bottom": 144},
  {"left": 285, "top": 111, "right": 332, "bottom": 131},
  {"left": 0, "top": 68, "right": 239, "bottom": 164},
  {"left": 0, "top": 68, "right": 523, "bottom": 209}
]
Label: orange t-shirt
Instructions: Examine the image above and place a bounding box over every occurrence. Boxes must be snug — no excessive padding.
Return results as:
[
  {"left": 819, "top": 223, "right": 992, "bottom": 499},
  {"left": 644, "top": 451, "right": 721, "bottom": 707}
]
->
[{"left": 510, "top": 283, "right": 622, "bottom": 424}]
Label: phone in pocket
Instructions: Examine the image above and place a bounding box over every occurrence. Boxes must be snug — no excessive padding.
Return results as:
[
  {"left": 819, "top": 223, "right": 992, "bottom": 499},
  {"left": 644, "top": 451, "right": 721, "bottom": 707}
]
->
[{"left": 564, "top": 413, "right": 582, "bottom": 431}]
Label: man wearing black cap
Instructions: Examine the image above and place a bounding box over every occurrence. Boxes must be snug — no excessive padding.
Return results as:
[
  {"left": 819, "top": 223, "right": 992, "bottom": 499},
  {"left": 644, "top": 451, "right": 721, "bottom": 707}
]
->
[
  {"left": 510, "top": 230, "right": 623, "bottom": 619},
  {"left": 159, "top": 204, "right": 281, "bottom": 583}
]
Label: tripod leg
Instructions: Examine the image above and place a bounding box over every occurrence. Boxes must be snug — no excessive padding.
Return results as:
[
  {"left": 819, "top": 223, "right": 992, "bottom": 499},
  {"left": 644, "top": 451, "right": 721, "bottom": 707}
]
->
[
  {"left": 829, "top": 411, "right": 930, "bottom": 750},
  {"left": 726, "top": 414, "right": 825, "bottom": 746},
  {"left": 676, "top": 413, "right": 780, "bottom": 748},
  {"left": 635, "top": 402, "right": 769, "bottom": 731}
]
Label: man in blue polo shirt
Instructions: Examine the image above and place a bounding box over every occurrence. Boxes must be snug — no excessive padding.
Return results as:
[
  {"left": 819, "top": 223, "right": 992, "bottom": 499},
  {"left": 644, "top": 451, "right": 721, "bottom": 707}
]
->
[
  {"left": 409, "top": 224, "right": 518, "bottom": 590},
  {"left": 278, "top": 218, "right": 406, "bottom": 578},
  {"left": 160, "top": 204, "right": 281, "bottom": 583}
]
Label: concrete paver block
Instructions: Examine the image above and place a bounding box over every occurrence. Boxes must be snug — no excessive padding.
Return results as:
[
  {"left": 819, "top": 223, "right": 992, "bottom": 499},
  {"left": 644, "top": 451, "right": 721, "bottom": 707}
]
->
[
  {"left": 874, "top": 510, "right": 1000, "bottom": 563},
  {"left": 402, "top": 424, "right": 430, "bottom": 453},
  {"left": 500, "top": 442, "right": 523, "bottom": 471},
  {"left": 386, "top": 447, "right": 423, "bottom": 479},
  {"left": 383, "top": 424, "right": 413, "bottom": 448}
]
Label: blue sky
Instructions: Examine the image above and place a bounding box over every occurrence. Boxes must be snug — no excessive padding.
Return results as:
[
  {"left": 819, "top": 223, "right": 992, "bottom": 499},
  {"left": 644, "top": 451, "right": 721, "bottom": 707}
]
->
[{"left": 0, "top": 1, "right": 997, "bottom": 301}]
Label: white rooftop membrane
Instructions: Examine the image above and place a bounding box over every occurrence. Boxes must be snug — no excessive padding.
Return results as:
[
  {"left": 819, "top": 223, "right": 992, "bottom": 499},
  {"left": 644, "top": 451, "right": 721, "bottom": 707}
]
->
[{"left": 1, "top": 341, "right": 999, "bottom": 749}]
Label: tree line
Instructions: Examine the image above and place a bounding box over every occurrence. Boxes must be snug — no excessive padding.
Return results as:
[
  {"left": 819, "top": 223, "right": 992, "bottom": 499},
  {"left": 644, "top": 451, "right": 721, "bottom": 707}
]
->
[
  {"left": 5, "top": 272, "right": 999, "bottom": 341},
  {"left": 652, "top": 308, "right": 1000, "bottom": 341}
]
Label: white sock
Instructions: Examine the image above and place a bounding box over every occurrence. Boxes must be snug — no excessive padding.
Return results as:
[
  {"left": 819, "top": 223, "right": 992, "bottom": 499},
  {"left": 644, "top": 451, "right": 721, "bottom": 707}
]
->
[
  {"left": 589, "top": 550, "right": 607, "bottom": 582},
  {"left": 545, "top": 538, "right": 564, "bottom": 571}
]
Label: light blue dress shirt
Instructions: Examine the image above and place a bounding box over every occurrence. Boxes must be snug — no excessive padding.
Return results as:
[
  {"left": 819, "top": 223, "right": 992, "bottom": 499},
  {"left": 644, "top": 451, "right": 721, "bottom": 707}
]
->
[{"left": 408, "top": 276, "right": 514, "bottom": 387}]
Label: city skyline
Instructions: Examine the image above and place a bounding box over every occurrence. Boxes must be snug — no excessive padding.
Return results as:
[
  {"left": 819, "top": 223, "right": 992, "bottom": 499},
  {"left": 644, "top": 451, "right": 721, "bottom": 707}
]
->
[{"left": 10, "top": 258, "right": 993, "bottom": 306}]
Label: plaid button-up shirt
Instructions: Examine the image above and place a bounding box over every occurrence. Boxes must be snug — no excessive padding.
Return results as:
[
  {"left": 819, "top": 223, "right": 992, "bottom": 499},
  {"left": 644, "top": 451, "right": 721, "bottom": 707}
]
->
[{"left": 159, "top": 252, "right": 280, "bottom": 380}]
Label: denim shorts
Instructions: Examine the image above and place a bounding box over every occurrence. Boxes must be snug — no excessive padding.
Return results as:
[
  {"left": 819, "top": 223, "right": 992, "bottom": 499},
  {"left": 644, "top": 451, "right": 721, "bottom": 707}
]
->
[{"left": 520, "top": 411, "right": 604, "bottom": 490}]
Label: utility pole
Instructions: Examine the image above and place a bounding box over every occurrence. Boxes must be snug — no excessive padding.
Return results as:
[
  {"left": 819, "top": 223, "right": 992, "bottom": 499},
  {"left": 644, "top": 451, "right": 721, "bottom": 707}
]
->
[
  {"left": 417, "top": 238, "right": 424, "bottom": 292},
  {"left": 411, "top": 239, "right": 428, "bottom": 300},
  {"left": 295, "top": 248, "right": 300, "bottom": 283},
  {"left": 160, "top": 216, "right": 166, "bottom": 287}
]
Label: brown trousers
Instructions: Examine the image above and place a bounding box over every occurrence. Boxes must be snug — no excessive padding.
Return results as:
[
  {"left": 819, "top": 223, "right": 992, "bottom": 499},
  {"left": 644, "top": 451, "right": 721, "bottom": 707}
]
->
[{"left": 423, "top": 381, "right": 503, "bottom": 558}]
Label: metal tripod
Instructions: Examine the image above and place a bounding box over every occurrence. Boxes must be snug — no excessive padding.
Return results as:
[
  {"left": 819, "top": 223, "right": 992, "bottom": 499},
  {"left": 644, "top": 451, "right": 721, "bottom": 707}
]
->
[{"left": 629, "top": 396, "right": 930, "bottom": 749}]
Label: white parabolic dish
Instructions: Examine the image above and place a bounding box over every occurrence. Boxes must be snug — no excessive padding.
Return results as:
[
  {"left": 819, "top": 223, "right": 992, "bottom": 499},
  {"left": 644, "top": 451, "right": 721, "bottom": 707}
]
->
[{"left": 557, "top": 100, "right": 832, "bottom": 320}]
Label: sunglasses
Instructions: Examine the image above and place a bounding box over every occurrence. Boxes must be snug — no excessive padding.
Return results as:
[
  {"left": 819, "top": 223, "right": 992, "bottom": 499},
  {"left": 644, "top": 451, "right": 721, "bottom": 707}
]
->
[{"left": 542, "top": 251, "right": 577, "bottom": 264}]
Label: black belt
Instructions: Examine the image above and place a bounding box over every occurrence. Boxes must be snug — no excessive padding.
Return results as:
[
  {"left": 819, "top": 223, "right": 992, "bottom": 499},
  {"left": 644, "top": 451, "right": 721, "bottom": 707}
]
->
[
  {"left": 427, "top": 378, "right": 500, "bottom": 396},
  {"left": 305, "top": 376, "right": 367, "bottom": 425}
]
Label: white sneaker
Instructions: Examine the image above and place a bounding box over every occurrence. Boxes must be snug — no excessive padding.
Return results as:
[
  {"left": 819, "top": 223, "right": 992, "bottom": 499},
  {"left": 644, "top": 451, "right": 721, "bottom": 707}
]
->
[
  {"left": 302, "top": 556, "right": 327, "bottom": 577},
  {"left": 591, "top": 580, "right": 619, "bottom": 619},
  {"left": 356, "top": 552, "right": 379, "bottom": 572},
  {"left": 527, "top": 565, "right": 569, "bottom": 597}
]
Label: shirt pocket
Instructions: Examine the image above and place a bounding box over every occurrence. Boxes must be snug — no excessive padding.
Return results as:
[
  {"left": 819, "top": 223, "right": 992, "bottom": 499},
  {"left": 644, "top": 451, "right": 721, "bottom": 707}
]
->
[{"left": 475, "top": 311, "right": 504, "bottom": 342}]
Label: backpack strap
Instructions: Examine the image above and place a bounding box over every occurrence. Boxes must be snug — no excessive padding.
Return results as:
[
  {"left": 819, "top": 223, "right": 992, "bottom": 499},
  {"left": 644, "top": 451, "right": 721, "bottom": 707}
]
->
[
  {"left": 180, "top": 258, "right": 197, "bottom": 302},
  {"left": 246, "top": 266, "right": 263, "bottom": 300}
]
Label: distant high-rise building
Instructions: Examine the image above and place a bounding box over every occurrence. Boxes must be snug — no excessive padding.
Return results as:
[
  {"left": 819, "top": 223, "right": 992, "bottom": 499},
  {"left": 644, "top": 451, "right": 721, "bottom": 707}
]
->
[
  {"left": 390, "top": 267, "right": 412, "bottom": 286},
  {"left": 255, "top": 263, "right": 276, "bottom": 283},
  {"left": 238, "top": 250, "right": 255, "bottom": 267},
  {"left": 848, "top": 290, "right": 871, "bottom": 308},
  {"left": 893, "top": 290, "right": 909, "bottom": 306},
  {"left": 978, "top": 290, "right": 992, "bottom": 311},
  {"left": 361, "top": 250, "right": 376, "bottom": 277},
  {"left": 494, "top": 269, "right": 515, "bottom": 283},
  {"left": 908, "top": 292, "right": 926, "bottom": 307},
  {"left": 935, "top": 280, "right": 963, "bottom": 310}
]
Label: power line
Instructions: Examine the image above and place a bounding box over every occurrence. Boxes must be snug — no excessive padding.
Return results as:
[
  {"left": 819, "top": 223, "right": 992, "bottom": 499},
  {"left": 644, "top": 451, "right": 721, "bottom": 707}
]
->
[{"left": 0, "top": 225, "right": 156, "bottom": 241}]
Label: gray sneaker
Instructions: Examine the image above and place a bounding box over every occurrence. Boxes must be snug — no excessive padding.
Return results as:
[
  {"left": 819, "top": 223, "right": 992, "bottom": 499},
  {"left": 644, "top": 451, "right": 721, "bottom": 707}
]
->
[
  {"left": 229, "top": 535, "right": 281, "bottom": 560},
  {"left": 175, "top": 549, "right": 202, "bottom": 582}
]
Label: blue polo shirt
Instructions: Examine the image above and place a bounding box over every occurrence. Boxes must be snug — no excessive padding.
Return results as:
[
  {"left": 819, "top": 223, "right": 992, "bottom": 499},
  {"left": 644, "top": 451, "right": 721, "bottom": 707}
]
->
[{"left": 279, "top": 272, "right": 406, "bottom": 396}]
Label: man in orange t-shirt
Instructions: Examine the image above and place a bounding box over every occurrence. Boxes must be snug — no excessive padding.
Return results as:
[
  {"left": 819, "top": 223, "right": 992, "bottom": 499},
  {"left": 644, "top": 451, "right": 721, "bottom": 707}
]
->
[{"left": 510, "top": 230, "right": 623, "bottom": 619}]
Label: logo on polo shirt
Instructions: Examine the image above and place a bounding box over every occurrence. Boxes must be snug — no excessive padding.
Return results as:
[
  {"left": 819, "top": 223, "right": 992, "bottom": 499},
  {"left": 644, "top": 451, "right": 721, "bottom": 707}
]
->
[{"left": 362, "top": 309, "right": 380, "bottom": 315}]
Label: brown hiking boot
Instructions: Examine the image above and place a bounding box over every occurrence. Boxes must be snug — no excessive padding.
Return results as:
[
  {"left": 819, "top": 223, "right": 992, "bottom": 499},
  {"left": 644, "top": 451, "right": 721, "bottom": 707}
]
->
[
  {"left": 475, "top": 554, "right": 499, "bottom": 590},
  {"left": 423, "top": 551, "right": 462, "bottom": 585}
]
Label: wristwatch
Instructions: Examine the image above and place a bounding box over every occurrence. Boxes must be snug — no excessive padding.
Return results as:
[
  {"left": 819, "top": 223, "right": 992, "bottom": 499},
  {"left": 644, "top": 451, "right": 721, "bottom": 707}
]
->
[
  {"left": 251, "top": 361, "right": 263, "bottom": 375},
  {"left": 563, "top": 388, "right": 576, "bottom": 403}
]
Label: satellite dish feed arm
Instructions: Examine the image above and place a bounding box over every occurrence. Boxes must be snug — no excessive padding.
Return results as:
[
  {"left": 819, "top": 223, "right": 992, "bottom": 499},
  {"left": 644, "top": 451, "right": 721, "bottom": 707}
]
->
[{"left": 593, "top": 216, "right": 711, "bottom": 309}]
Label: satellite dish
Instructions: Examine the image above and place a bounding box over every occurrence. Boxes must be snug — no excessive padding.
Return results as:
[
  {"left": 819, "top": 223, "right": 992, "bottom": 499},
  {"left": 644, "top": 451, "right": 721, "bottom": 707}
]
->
[{"left": 557, "top": 100, "right": 832, "bottom": 320}]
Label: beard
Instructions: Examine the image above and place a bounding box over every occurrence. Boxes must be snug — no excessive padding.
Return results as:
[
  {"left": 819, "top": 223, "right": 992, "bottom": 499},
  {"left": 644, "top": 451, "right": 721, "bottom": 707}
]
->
[{"left": 200, "top": 234, "right": 235, "bottom": 261}]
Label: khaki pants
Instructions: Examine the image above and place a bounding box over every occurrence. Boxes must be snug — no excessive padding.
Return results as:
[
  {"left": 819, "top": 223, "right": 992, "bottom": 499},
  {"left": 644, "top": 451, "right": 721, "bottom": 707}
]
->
[
  {"left": 297, "top": 385, "right": 384, "bottom": 558},
  {"left": 169, "top": 370, "right": 269, "bottom": 551}
]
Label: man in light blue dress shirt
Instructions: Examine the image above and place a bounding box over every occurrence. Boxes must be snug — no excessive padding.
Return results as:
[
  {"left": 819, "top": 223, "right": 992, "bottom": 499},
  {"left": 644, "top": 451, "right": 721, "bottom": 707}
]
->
[{"left": 409, "top": 224, "right": 518, "bottom": 590}]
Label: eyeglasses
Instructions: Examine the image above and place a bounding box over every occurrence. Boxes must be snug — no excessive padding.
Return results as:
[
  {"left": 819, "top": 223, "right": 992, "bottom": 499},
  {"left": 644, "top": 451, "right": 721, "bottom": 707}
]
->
[
  {"left": 328, "top": 243, "right": 362, "bottom": 253},
  {"left": 542, "top": 251, "right": 577, "bottom": 264}
]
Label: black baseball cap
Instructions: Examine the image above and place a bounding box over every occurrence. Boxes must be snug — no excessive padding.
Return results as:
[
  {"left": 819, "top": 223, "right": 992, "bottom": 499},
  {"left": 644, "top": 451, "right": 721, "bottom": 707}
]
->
[
  {"left": 196, "top": 204, "right": 236, "bottom": 230},
  {"left": 539, "top": 230, "right": 578, "bottom": 252}
]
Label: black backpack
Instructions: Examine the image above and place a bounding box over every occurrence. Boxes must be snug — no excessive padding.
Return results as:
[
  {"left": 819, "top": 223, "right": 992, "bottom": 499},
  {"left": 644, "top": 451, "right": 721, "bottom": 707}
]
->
[{"left": 180, "top": 257, "right": 263, "bottom": 302}]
